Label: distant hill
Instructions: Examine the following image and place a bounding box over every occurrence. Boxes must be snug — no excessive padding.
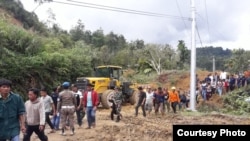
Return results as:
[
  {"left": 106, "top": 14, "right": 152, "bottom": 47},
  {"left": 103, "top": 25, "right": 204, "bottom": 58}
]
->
[{"left": 196, "top": 46, "right": 232, "bottom": 71}]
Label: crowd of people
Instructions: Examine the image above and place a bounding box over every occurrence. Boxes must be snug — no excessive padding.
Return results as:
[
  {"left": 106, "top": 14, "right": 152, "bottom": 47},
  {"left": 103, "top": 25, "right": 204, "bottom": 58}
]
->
[
  {"left": 1, "top": 69, "right": 249, "bottom": 140},
  {"left": 133, "top": 85, "right": 190, "bottom": 118},
  {"left": 197, "top": 70, "right": 250, "bottom": 101},
  {"left": 0, "top": 78, "right": 98, "bottom": 141}
]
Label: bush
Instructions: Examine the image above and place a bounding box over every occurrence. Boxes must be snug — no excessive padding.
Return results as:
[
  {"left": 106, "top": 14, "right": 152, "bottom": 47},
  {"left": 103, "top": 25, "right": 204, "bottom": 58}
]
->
[{"left": 222, "top": 87, "right": 250, "bottom": 115}]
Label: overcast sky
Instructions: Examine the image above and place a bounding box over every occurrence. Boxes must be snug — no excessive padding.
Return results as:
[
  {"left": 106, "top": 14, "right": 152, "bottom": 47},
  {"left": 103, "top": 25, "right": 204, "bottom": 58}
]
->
[{"left": 20, "top": 0, "right": 250, "bottom": 50}]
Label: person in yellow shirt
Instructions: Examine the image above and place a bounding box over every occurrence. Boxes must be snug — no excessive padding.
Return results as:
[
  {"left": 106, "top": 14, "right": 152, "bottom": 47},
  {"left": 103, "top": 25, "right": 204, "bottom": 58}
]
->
[{"left": 168, "top": 87, "right": 180, "bottom": 113}]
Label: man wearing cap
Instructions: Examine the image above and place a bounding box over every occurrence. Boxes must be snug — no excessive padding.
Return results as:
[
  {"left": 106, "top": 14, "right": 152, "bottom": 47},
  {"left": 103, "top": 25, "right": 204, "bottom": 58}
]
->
[
  {"left": 168, "top": 86, "right": 180, "bottom": 113},
  {"left": 57, "top": 82, "right": 76, "bottom": 135},
  {"left": 0, "top": 78, "right": 26, "bottom": 141},
  {"left": 82, "top": 83, "right": 99, "bottom": 129},
  {"left": 135, "top": 86, "right": 146, "bottom": 117}
]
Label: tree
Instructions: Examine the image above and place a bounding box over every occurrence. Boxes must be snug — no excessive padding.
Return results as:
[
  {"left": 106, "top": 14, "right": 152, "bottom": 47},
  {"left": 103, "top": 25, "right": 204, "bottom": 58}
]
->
[
  {"left": 83, "top": 30, "right": 92, "bottom": 44},
  {"left": 105, "top": 31, "right": 119, "bottom": 54},
  {"left": 92, "top": 28, "right": 105, "bottom": 48},
  {"left": 46, "top": 8, "right": 56, "bottom": 28},
  {"left": 142, "top": 44, "right": 174, "bottom": 75},
  {"left": 177, "top": 40, "right": 189, "bottom": 69},
  {"left": 69, "top": 19, "right": 85, "bottom": 41},
  {"left": 224, "top": 49, "right": 250, "bottom": 73}
]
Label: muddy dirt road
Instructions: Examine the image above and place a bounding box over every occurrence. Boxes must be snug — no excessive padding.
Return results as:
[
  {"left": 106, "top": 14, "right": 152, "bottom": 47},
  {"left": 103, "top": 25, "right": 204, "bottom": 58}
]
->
[{"left": 21, "top": 104, "right": 250, "bottom": 141}]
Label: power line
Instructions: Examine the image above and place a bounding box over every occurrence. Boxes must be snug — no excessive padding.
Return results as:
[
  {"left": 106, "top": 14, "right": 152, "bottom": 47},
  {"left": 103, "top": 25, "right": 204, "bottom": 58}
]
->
[
  {"left": 69, "top": 0, "right": 176, "bottom": 17},
  {"left": 204, "top": 0, "right": 211, "bottom": 44},
  {"left": 32, "top": 4, "right": 41, "bottom": 12},
  {"left": 51, "top": 0, "right": 190, "bottom": 20},
  {"left": 175, "top": 0, "right": 188, "bottom": 29},
  {"left": 174, "top": 0, "right": 191, "bottom": 49},
  {"left": 196, "top": 25, "right": 203, "bottom": 47},
  {"left": 196, "top": 13, "right": 227, "bottom": 44}
]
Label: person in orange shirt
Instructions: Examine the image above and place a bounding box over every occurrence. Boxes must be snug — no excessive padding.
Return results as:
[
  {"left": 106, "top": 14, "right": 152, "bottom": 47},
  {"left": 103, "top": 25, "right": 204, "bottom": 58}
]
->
[{"left": 168, "top": 87, "right": 180, "bottom": 113}]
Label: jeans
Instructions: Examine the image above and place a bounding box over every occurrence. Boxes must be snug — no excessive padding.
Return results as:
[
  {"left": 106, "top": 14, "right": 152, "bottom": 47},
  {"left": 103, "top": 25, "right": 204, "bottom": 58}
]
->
[
  {"left": 23, "top": 125, "right": 48, "bottom": 141},
  {"left": 171, "top": 102, "right": 178, "bottom": 113},
  {"left": 217, "top": 87, "right": 223, "bottom": 96},
  {"left": 76, "top": 108, "right": 85, "bottom": 126},
  {"left": 86, "top": 107, "right": 96, "bottom": 128},
  {"left": 45, "top": 112, "right": 54, "bottom": 130},
  {"left": 135, "top": 103, "right": 146, "bottom": 117},
  {"left": 52, "top": 114, "right": 60, "bottom": 130},
  {"left": 202, "top": 89, "right": 207, "bottom": 100},
  {"left": 165, "top": 101, "right": 170, "bottom": 112},
  {"left": 0, "top": 135, "right": 19, "bottom": 141}
]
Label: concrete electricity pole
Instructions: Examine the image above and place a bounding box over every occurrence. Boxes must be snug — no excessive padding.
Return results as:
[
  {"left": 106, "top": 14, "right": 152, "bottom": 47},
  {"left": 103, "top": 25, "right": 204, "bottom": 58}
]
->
[
  {"left": 213, "top": 56, "right": 215, "bottom": 73},
  {"left": 189, "top": 0, "right": 196, "bottom": 111}
]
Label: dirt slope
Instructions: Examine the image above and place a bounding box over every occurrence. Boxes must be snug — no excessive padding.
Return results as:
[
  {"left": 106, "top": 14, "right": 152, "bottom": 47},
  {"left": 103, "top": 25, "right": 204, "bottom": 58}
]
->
[{"left": 0, "top": 8, "right": 23, "bottom": 27}]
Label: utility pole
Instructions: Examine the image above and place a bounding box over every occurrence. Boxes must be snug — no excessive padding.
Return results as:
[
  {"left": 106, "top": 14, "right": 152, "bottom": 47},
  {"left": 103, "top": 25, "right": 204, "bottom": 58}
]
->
[
  {"left": 189, "top": 0, "right": 196, "bottom": 111},
  {"left": 213, "top": 56, "right": 215, "bottom": 73}
]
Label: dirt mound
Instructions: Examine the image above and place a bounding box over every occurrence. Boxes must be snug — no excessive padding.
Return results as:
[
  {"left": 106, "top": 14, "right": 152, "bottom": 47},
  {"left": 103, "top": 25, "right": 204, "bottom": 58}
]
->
[
  {"left": 0, "top": 8, "right": 23, "bottom": 27},
  {"left": 196, "top": 94, "right": 224, "bottom": 112},
  {"left": 156, "top": 70, "right": 211, "bottom": 91}
]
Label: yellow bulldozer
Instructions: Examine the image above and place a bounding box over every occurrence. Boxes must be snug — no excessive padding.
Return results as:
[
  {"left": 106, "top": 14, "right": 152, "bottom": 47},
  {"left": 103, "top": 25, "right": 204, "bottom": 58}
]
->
[{"left": 75, "top": 65, "right": 138, "bottom": 109}]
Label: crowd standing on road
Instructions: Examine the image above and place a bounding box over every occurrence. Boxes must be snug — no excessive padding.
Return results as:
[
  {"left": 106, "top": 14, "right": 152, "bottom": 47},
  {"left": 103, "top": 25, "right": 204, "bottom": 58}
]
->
[
  {"left": 1, "top": 69, "right": 250, "bottom": 140},
  {"left": 197, "top": 70, "right": 250, "bottom": 102}
]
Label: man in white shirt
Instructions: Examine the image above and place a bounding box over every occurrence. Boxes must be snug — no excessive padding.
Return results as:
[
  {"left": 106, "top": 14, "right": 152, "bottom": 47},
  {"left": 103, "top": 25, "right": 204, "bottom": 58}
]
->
[
  {"left": 145, "top": 86, "right": 154, "bottom": 115},
  {"left": 40, "top": 88, "right": 56, "bottom": 134},
  {"left": 220, "top": 70, "right": 227, "bottom": 80}
]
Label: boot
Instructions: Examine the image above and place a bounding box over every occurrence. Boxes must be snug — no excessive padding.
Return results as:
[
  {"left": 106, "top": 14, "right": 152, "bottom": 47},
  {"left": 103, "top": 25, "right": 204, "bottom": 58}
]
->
[
  {"left": 60, "top": 128, "right": 66, "bottom": 136},
  {"left": 116, "top": 115, "right": 120, "bottom": 122},
  {"left": 70, "top": 128, "right": 75, "bottom": 135},
  {"left": 111, "top": 112, "right": 114, "bottom": 120}
]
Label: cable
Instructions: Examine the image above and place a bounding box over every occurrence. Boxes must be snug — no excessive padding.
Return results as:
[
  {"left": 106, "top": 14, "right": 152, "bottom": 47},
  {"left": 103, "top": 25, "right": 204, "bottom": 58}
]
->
[
  {"left": 51, "top": 0, "right": 190, "bottom": 20},
  {"left": 196, "top": 25, "right": 203, "bottom": 47},
  {"left": 32, "top": 4, "right": 41, "bottom": 12},
  {"left": 175, "top": 0, "right": 188, "bottom": 29},
  {"left": 196, "top": 13, "right": 227, "bottom": 44},
  {"left": 204, "top": 0, "right": 211, "bottom": 44},
  {"left": 174, "top": 0, "right": 191, "bottom": 49},
  {"left": 68, "top": 0, "right": 169, "bottom": 16}
]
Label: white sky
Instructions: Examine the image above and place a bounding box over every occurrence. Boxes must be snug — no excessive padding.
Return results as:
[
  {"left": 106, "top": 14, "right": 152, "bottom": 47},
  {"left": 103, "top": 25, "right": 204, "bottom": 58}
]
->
[{"left": 20, "top": 0, "right": 250, "bottom": 50}]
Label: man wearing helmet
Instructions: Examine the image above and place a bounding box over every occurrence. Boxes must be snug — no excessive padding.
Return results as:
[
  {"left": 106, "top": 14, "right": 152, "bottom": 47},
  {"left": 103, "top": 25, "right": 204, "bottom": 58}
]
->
[
  {"left": 168, "top": 86, "right": 180, "bottom": 113},
  {"left": 57, "top": 82, "right": 76, "bottom": 136}
]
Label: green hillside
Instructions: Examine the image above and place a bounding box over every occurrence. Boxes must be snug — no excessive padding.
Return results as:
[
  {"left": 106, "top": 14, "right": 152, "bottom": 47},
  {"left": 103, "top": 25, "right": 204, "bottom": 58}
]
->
[{"left": 1, "top": 0, "right": 250, "bottom": 100}]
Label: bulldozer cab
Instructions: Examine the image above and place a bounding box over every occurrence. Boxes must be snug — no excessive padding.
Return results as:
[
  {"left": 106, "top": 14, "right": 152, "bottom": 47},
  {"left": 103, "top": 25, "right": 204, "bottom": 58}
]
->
[
  {"left": 76, "top": 65, "right": 122, "bottom": 93},
  {"left": 94, "top": 65, "right": 122, "bottom": 81}
]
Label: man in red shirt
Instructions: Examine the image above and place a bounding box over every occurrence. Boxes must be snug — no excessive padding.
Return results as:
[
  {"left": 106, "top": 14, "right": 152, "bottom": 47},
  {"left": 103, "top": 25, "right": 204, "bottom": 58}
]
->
[{"left": 82, "top": 83, "right": 99, "bottom": 129}]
